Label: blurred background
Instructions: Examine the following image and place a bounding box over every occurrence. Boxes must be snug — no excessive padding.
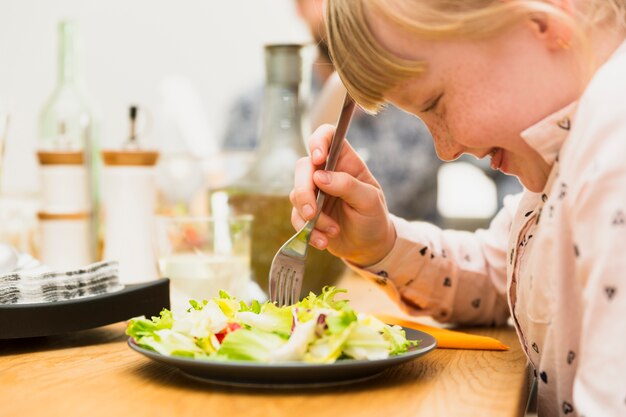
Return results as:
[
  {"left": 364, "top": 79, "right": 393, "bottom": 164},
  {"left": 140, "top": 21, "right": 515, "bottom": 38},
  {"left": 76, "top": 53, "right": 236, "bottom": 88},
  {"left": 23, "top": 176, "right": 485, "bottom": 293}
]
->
[
  {"left": 0, "top": 0, "right": 520, "bottom": 266},
  {"left": 0, "top": 0, "right": 523, "bottom": 308},
  {"left": 0, "top": 0, "right": 309, "bottom": 195}
]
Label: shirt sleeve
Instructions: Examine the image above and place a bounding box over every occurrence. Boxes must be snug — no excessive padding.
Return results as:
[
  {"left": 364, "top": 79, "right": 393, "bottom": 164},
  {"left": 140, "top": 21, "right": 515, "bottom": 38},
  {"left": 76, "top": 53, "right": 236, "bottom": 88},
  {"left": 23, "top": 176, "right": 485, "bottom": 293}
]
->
[{"left": 348, "top": 192, "right": 523, "bottom": 326}]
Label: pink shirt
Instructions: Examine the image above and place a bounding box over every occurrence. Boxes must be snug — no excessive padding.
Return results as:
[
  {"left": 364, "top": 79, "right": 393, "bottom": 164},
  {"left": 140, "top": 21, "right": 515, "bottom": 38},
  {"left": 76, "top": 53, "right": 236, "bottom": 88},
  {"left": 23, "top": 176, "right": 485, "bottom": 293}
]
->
[{"left": 353, "top": 42, "right": 626, "bottom": 416}]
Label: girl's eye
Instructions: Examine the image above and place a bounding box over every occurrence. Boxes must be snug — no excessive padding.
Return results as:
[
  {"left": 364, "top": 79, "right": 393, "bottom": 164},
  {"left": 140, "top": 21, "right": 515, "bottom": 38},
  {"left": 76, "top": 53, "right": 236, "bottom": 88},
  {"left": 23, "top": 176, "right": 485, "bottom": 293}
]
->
[{"left": 422, "top": 93, "right": 443, "bottom": 112}]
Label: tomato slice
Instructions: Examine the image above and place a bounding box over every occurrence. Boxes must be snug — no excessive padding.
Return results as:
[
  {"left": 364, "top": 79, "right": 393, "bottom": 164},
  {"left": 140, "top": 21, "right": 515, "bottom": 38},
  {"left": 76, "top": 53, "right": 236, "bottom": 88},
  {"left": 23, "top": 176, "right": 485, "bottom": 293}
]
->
[{"left": 215, "top": 322, "right": 242, "bottom": 343}]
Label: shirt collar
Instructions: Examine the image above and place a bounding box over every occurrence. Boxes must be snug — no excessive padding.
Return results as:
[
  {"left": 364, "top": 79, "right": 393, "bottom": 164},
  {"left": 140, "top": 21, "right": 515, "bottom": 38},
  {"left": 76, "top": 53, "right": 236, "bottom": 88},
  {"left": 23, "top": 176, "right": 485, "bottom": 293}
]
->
[{"left": 520, "top": 101, "right": 578, "bottom": 166}]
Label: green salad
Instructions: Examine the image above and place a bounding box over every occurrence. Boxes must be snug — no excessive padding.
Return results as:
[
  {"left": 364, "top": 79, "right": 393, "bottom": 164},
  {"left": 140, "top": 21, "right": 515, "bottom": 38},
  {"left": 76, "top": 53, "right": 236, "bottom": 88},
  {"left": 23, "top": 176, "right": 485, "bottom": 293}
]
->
[{"left": 126, "top": 287, "right": 418, "bottom": 363}]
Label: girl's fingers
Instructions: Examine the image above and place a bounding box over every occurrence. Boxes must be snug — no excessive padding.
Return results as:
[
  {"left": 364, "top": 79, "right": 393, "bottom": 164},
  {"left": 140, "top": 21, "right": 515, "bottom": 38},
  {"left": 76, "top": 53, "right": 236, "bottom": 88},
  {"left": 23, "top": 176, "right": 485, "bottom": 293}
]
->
[
  {"left": 308, "top": 125, "right": 375, "bottom": 183},
  {"left": 291, "top": 157, "right": 318, "bottom": 220},
  {"left": 313, "top": 170, "right": 385, "bottom": 215},
  {"left": 308, "top": 124, "right": 336, "bottom": 166},
  {"left": 290, "top": 208, "right": 340, "bottom": 250}
]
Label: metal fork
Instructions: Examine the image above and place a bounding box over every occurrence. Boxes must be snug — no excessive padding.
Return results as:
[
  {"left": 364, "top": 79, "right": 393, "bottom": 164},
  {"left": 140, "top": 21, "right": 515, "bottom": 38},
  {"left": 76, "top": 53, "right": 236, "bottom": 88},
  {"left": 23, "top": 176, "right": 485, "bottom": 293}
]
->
[{"left": 268, "top": 93, "right": 356, "bottom": 306}]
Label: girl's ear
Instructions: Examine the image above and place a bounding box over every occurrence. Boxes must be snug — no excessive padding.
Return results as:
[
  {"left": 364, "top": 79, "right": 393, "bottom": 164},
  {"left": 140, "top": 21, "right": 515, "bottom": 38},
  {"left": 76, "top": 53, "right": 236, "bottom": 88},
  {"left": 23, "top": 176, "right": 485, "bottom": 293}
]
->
[{"left": 527, "top": 0, "right": 574, "bottom": 51}]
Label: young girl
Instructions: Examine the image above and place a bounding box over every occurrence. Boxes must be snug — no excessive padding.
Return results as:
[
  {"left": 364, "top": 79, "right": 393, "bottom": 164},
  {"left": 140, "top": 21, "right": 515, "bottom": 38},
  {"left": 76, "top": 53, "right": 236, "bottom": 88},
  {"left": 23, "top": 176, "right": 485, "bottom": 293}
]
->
[{"left": 289, "top": 1, "right": 626, "bottom": 415}]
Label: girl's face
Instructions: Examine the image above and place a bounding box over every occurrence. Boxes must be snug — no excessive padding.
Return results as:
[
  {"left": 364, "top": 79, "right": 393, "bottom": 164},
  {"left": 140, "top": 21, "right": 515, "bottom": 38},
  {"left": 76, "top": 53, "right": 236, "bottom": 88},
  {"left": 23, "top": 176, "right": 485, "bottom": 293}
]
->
[{"left": 366, "top": 11, "right": 583, "bottom": 192}]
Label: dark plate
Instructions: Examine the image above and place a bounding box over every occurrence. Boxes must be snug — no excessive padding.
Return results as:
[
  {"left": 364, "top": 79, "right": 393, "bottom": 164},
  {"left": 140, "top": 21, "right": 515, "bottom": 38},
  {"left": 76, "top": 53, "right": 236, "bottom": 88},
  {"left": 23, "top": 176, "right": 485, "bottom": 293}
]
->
[
  {"left": 128, "top": 327, "right": 437, "bottom": 388},
  {"left": 0, "top": 279, "right": 170, "bottom": 339}
]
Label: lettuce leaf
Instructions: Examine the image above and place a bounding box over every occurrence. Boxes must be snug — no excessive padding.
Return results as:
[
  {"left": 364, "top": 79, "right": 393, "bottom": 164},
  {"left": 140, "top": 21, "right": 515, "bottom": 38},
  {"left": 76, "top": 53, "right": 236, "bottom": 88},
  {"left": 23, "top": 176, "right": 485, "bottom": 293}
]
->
[
  {"left": 172, "top": 299, "right": 228, "bottom": 338},
  {"left": 126, "top": 309, "right": 174, "bottom": 340},
  {"left": 343, "top": 323, "right": 391, "bottom": 360},
  {"left": 269, "top": 317, "right": 318, "bottom": 362},
  {"left": 304, "top": 321, "right": 356, "bottom": 363},
  {"left": 296, "top": 286, "right": 349, "bottom": 311},
  {"left": 136, "top": 329, "right": 207, "bottom": 357},
  {"left": 217, "top": 328, "right": 285, "bottom": 361},
  {"left": 236, "top": 302, "right": 293, "bottom": 337}
]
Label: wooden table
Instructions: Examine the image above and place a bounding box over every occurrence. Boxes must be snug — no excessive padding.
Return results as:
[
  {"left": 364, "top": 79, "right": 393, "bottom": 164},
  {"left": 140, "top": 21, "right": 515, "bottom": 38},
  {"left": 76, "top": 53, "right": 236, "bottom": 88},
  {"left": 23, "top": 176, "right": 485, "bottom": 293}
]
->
[{"left": 0, "top": 273, "right": 531, "bottom": 417}]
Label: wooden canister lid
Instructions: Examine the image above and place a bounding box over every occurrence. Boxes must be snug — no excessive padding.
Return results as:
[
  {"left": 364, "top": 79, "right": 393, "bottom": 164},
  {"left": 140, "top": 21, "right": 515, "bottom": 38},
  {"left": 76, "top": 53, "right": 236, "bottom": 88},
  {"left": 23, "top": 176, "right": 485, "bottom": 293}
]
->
[
  {"left": 37, "top": 151, "right": 84, "bottom": 165},
  {"left": 101, "top": 150, "right": 159, "bottom": 166},
  {"left": 37, "top": 211, "right": 90, "bottom": 221}
]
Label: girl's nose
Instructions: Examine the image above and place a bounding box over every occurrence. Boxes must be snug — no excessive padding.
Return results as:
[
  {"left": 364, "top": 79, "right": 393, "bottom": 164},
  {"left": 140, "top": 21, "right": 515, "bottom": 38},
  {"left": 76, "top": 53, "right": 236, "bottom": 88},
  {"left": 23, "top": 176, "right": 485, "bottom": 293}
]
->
[{"left": 433, "top": 133, "right": 464, "bottom": 161}]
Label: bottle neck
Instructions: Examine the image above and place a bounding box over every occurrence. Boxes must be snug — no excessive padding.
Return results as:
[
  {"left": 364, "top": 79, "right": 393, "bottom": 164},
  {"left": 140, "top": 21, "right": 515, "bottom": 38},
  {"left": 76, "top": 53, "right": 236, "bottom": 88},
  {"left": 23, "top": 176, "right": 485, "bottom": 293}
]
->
[
  {"left": 257, "top": 82, "right": 306, "bottom": 154},
  {"left": 57, "top": 22, "right": 79, "bottom": 85}
]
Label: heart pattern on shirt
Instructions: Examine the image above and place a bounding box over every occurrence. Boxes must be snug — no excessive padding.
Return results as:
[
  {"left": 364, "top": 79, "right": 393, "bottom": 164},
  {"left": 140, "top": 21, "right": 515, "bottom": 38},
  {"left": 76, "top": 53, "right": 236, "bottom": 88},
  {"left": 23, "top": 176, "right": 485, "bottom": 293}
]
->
[
  {"left": 419, "top": 246, "right": 428, "bottom": 256},
  {"left": 557, "top": 117, "right": 571, "bottom": 130},
  {"left": 541, "top": 193, "right": 548, "bottom": 202},
  {"left": 532, "top": 342, "right": 539, "bottom": 353},
  {"left": 471, "top": 298, "right": 481, "bottom": 309},
  {"left": 567, "top": 350, "right": 576, "bottom": 365},
  {"left": 443, "top": 277, "right": 452, "bottom": 287},
  {"left": 540, "top": 371, "right": 548, "bottom": 384},
  {"left": 612, "top": 210, "right": 625, "bottom": 226},
  {"left": 558, "top": 183, "right": 567, "bottom": 199},
  {"left": 605, "top": 286, "right": 617, "bottom": 300},
  {"left": 524, "top": 210, "right": 533, "bottom": 217}
]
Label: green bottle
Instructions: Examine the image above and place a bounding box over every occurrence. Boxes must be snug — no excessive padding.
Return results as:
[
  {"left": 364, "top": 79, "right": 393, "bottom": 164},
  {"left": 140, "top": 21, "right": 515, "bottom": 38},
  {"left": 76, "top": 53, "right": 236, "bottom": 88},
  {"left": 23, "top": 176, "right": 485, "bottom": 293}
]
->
[{"left": 39, "top": 20, "right": 100, "bottom": 259}]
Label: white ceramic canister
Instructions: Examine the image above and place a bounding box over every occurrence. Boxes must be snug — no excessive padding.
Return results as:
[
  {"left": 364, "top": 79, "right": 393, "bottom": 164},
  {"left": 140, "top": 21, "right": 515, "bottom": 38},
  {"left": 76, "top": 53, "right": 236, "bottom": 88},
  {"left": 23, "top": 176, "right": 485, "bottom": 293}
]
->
[
  {"left": 37, "top": 151, "right": 90, "bottom": 213},
  {"left": 101, "top": 150, "right": 159, "bottom": 284}
]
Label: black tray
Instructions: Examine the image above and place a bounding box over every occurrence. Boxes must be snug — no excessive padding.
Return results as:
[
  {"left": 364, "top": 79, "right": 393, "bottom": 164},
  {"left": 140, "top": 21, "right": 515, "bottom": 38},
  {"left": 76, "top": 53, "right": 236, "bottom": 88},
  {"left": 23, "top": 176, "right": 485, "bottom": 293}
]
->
[{"left": 0, "top": 278, "right": 170, "bottom": 339}]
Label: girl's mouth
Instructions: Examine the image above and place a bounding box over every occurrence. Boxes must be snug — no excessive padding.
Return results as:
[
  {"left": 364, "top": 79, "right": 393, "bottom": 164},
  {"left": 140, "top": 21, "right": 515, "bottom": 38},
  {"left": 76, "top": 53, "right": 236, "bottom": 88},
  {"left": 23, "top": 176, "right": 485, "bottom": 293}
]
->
[{"left": 490, "top": 148, "right": 503, "bottom": 171}]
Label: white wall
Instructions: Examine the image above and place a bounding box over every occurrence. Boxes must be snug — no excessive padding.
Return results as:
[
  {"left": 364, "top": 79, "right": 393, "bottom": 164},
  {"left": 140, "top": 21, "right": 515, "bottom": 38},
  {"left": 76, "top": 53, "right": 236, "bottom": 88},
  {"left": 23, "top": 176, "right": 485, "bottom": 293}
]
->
[{"left": 0, "top": 0, "right": 310, "bottom": 194}]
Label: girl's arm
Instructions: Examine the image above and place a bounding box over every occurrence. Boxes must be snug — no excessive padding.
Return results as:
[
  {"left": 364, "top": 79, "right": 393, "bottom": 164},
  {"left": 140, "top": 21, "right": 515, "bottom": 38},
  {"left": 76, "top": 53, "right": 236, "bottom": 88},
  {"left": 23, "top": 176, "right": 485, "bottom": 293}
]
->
[{"left": 349, "top": 193, "right": 522, "bottom": 326}]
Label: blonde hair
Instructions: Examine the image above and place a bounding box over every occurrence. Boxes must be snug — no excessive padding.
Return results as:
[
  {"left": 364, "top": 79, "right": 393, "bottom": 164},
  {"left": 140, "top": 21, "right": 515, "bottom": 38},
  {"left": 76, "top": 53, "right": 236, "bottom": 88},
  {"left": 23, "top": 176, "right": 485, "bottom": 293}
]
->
[{"left": 326, "top": 0, "right": 626, "bottom": 113}]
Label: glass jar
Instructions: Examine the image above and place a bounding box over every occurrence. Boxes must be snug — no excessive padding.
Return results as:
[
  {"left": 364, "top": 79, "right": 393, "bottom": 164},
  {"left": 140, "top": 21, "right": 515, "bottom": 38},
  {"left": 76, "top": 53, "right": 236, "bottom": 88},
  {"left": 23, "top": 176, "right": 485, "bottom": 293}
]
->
[{"left": 217, "top": 44, "right": 345, "bottom": 297}]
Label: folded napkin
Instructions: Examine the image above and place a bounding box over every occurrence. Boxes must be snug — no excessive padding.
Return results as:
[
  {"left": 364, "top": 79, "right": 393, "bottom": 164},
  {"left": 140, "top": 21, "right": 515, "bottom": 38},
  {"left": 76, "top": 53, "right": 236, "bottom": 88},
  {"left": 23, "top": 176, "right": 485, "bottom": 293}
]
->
[
  {"left": 0, "top": 243, "right": 122, "bottom": 305},
  {"left": 375, "top": 313, "right": 509, "bottom": 351}
]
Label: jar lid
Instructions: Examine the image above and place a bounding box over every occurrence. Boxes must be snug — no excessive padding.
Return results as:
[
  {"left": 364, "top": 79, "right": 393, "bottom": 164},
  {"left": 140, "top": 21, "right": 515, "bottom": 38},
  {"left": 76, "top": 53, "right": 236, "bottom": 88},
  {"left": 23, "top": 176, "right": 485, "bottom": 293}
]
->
[
  {"left": 37, "top": 151, "right": 84, "bottom": 165},
  {"left": 101, "top": 150, "right": 159, "bottom": 166},
  {"left": 38, "top": 211, "right": 90, "bottom": 220}
]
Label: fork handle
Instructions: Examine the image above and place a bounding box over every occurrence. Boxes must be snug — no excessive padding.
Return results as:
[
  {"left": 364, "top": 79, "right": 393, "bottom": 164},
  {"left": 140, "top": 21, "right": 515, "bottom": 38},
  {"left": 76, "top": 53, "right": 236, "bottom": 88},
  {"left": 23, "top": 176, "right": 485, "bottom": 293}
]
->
[{"left": 309, "top": 93, "right": 356, "bottom": 227}]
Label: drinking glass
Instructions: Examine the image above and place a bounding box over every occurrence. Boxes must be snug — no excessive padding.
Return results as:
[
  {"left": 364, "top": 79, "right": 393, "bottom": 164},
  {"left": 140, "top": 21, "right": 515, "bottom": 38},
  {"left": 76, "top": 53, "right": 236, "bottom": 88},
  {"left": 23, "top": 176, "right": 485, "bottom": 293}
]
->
[{"left": 155, "top": 215, "right": 252, "bottom": 313}]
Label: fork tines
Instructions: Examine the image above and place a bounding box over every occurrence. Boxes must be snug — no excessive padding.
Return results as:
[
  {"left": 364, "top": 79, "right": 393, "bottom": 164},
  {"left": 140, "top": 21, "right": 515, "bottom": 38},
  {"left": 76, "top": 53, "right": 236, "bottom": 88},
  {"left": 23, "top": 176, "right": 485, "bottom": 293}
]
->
[{"left": 268, "top": 254, "right": 305, "bottom": 306}]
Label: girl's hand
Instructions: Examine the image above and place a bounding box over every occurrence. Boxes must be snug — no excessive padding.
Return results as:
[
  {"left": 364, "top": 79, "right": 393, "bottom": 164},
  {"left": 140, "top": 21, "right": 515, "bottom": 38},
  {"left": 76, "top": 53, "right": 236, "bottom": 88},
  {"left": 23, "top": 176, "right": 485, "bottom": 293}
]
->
[{"left": 289, "top": 124, "right": 396, "bottom": 267}]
